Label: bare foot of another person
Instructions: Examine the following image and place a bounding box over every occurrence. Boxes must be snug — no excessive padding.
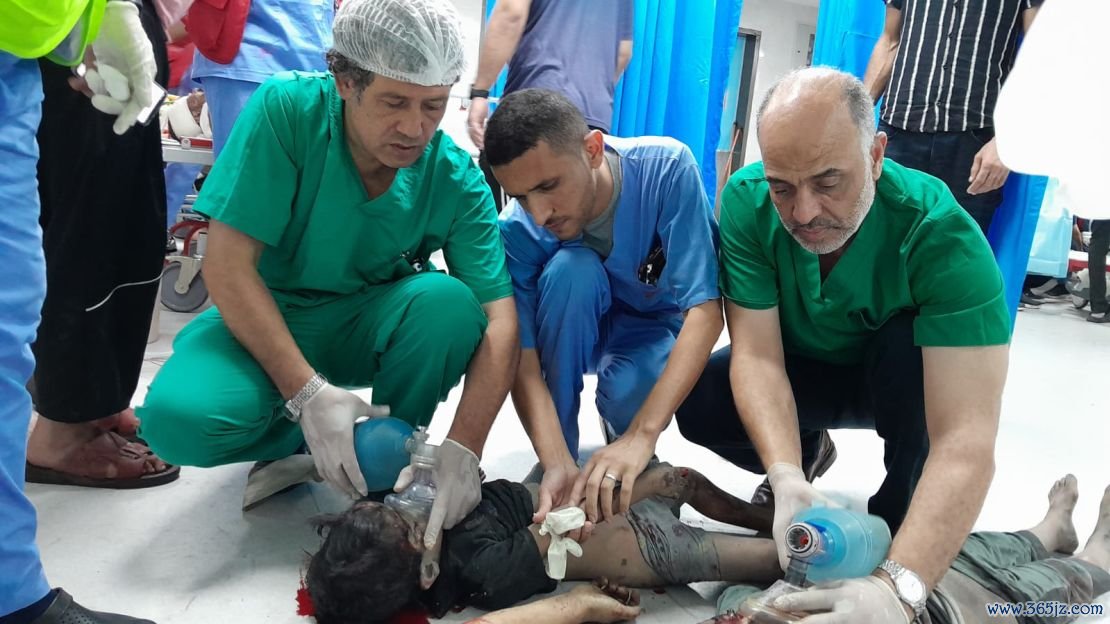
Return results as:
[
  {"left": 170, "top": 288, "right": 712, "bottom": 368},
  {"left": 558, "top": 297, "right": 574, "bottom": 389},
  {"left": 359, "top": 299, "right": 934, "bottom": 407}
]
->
[
  {"left": 1075, "top": 485, "right": 1110, "bottom": 571},
  {"left": 1029, "top": 474, "right": 1080, "bottom": 554}
]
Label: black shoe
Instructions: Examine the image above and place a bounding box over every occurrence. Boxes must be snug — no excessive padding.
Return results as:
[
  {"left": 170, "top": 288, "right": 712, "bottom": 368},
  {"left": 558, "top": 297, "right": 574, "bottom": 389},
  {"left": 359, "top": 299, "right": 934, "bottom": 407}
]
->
[
  {"left": 1088, "top": 311, "right": 1110, "bottom": 324},
  {"left": 751, "top": 430, "right": 838, "bottom": 508},
  {"left": 1020, "top": 291, "right": 1045, "bottom": 307},
  {"left": 32, "top": 589, "right": 155, "bottom": 624}
]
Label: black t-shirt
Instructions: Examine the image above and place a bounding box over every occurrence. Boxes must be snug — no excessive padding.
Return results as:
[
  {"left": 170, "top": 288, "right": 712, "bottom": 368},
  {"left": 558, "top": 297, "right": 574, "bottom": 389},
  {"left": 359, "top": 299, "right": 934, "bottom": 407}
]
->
[{"left": 420, "top": 481, "right": 556, "bottom": 617}]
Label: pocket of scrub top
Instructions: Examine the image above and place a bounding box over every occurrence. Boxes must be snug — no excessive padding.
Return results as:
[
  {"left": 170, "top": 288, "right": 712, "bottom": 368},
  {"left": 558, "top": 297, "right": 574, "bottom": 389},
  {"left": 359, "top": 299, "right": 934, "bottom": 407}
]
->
[{"left": 387, "top": 251, "right": 436, "bottom": 281}]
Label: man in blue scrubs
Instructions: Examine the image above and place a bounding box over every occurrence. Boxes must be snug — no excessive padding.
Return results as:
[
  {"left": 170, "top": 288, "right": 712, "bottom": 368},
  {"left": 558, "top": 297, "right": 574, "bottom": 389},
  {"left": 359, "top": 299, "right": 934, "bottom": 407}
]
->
[{"left": 486, "top": 89, "right": 723, "bottom": 523}]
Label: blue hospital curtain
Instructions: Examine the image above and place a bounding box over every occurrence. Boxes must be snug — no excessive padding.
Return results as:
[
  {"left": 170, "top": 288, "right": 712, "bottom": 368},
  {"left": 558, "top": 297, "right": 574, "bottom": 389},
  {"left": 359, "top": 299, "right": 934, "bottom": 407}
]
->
[
  {"left": 611, "top": 0, "right": 744, "bottom": 201},
  {"left": 813, "top": 0, "right": 1043, "bottom": 326}
]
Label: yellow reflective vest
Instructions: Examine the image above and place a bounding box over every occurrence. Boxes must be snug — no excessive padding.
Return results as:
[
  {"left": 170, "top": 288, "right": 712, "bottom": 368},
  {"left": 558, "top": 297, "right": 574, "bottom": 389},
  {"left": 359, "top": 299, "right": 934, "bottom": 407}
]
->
[{"left": 0, "top": 0, "right": 107, "bottom": 65}]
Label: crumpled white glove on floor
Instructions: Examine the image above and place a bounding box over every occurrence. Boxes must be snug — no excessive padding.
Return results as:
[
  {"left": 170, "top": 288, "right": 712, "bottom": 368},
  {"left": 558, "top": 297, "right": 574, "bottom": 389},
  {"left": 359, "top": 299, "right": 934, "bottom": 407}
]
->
[
  {"left": 91, "top": 1, "right": 157, "bottom": 134},
  {"left": 538, "top": 507, "right": 587, "bottom": 580},
  {"left": 768, "top": 462, "right": 838, "bottom": 571},
  {"left": 773, "top": 576, "right": 912, "bottom": 624},
  {"left": 300, "top": 383, "right": 388, "bottom": 499}
]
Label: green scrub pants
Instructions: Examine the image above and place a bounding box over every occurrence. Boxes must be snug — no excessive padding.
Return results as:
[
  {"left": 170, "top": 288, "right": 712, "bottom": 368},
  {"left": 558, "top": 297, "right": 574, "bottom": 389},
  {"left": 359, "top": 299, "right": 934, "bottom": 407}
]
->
[{"left": 137, "top": 272, "right": 487, "bottom": 466}]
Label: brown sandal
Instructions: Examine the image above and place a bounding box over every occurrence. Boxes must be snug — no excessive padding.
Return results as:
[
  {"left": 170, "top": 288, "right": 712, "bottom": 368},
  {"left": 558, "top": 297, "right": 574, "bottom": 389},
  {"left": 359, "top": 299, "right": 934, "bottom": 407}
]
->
[{"left": 26, "top": 430, "right": 180, "bottom": 489}]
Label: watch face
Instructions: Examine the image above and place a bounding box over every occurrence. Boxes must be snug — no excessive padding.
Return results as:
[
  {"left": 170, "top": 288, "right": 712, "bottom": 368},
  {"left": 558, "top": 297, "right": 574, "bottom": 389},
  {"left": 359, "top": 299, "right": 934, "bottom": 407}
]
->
[{"left": 895, "top": 574, "right": 927, "bottom": 604}]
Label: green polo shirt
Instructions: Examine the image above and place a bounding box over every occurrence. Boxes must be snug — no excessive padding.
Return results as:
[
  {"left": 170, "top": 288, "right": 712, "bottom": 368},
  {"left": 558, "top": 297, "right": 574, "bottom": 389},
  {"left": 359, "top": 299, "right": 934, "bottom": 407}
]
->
[
  {"left": 719, "top": 159, "right": 1011, "bottom": 365},
  {"left": 195, "top": 71, "right": 513, "bottom": 308}
]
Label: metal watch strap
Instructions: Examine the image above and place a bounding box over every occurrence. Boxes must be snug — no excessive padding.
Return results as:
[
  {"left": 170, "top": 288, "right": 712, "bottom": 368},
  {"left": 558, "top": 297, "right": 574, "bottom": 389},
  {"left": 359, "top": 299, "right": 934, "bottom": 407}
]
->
[
  {"left": 880, "top": 559, "right": 928, "bottom": 617},
  {"left": 284, "top": 373, "right": 327, "bottom": 422}
]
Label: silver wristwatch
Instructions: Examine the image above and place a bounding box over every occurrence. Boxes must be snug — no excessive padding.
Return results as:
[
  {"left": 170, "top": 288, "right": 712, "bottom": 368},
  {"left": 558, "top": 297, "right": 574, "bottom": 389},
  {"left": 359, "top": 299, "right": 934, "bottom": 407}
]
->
[
  {"left": 284, "top": 373, "right": 327, "bottom": 422},
  {"left": 879, "top": 559, "right": 928, "bottom": 619}
]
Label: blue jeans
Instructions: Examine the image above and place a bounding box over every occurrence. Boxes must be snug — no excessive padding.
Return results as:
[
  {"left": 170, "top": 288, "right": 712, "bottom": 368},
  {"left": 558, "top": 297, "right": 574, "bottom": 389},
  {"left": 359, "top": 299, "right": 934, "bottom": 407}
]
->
[{"left": 0, "top": 52, "right": 51, "bottom": 616}]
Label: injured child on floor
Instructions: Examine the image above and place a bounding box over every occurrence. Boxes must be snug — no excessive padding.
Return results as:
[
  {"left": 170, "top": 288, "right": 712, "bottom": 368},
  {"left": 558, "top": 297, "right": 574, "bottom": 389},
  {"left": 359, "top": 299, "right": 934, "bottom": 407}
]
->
[
  {"left": 305, "top": 464, "right": 779, "bottom": 623},
  {"left": 304, "top": 470, "right": 1110, "bottom": 624}
]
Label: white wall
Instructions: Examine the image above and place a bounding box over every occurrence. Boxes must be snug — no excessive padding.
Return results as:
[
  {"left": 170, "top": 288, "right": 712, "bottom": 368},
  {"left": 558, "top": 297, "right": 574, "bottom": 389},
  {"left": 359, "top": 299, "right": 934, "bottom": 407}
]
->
[{"left": 740, "top": 0, "right": 819, "bottom": 165}]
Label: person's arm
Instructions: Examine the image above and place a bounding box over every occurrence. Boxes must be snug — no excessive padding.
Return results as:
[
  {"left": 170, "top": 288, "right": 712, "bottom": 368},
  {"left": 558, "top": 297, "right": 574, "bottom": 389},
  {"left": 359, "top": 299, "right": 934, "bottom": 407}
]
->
[
  {"left": 863, "top": 6, "right": 904, "bottom": 102},
  {"left": 1022, "top": 5, "right": 1040, "bottom": 33},
  {"left": 726, "top": 302, "right": 801, "bottom": 468},
  {"left": 466, "top": 584, "right": 640, "bottom": 624},
  {"left": 514, "top": 349, "right": 581, "bottom": 518},
  {"left": 473, "top": 0, "right": 531, "bottom": 92},
  {"left": 615, "top": 0, "right": 634, "bottom": 82},
  {"left": 881, "top": 344, "right": 1007, "bottom": 589},
  {"left": 616, "top": 40, "right": 633, "bottom": 81},
  {"left": 468, "top": 0, "right": 531, "bottom": 148},
  {"left": 498, "top": 208, "right": 578, "bottom": 521},
  {"left": 447, "top": 297, "right": 520, "bottom": 456},
  {"left": 575, "top": 299, "right": 724, "bottom": 521},
  {"left": 204, "top": 220, "right": 314, "bottom": 399}
]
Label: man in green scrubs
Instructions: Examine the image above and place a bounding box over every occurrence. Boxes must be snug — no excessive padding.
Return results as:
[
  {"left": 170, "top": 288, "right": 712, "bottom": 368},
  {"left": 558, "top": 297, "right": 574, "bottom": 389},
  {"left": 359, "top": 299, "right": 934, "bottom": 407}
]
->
[
  {"left": 675, "top": 68, "right": 1011, "bottom": 621},
  {"left": 139, "top": 0, "right": 518, "bottom": 549}
]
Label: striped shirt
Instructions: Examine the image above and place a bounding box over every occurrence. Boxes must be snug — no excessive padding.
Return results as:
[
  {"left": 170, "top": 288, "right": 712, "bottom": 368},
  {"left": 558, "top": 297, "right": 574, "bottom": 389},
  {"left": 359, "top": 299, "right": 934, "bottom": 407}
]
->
[{"left": 880, "top": 0, "right": 1041, "bottom": 133}]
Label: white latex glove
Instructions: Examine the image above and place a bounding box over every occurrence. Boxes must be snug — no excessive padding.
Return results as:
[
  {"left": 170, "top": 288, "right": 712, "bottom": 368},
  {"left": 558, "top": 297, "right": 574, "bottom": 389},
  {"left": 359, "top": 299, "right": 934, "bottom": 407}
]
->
[
  {"left": 91, "top": 1, "right": 157, "bottom": 134},
  {"left": 768, "top": 462, "right": 838, "bottom": 571},
  {"left": 772, "top": 576, "right": 913, "bottom": 624},
  {"left": 299, "top": 383, "right": 388, "bottom": 499}
]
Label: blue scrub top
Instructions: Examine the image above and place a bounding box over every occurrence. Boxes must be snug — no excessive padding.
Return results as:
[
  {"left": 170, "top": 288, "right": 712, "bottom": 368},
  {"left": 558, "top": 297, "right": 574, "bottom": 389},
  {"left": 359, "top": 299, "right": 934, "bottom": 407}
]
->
[
  {"left": 192, "top": 0, "right": 333, "bottom": 83},
  {"left": 500, "top": 136, "right": 721, "bottom": 349}
]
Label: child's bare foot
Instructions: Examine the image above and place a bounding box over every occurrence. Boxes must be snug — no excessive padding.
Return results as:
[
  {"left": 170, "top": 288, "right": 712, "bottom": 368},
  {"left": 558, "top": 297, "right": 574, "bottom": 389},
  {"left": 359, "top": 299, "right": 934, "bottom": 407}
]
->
[
  {"left": 1029, "top": 474, "right": 1080, "bottom": 554},
  {"left": 1075, "top": 485, "right": 1110, "bottom": 571}
]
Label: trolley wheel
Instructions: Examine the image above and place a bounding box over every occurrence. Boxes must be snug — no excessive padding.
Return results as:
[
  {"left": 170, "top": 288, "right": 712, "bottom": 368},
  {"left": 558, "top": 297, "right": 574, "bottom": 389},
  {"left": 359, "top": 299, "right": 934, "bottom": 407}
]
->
[
  {"left": 161, "top": 262, "right": 209, "bottom": 312},
  {"left": 1072, "top": 295, "right": 1089, "bottom": 310}
]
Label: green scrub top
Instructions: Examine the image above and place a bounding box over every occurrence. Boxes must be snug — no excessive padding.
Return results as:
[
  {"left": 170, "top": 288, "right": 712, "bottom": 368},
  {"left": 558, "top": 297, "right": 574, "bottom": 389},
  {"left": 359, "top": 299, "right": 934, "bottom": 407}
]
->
[
  {"left": 194, "top": 71, "right": 513, "bottom": 308},
  {"left": 719, "top": 159, "right": 1011, "bottom": 365}
]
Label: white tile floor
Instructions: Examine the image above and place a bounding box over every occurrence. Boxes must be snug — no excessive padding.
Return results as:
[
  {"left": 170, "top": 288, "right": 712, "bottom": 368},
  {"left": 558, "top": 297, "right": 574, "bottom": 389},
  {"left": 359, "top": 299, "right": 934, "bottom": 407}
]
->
[{"left": 26, "top": 297, "right": 1110, "bottom": 623}]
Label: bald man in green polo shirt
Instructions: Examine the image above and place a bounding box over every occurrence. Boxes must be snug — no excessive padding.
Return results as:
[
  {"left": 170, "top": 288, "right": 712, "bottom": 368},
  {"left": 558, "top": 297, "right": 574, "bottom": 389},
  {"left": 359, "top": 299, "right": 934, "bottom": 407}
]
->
[{"left": 675, "top": 68, "right": 1011, "bottom": 621}]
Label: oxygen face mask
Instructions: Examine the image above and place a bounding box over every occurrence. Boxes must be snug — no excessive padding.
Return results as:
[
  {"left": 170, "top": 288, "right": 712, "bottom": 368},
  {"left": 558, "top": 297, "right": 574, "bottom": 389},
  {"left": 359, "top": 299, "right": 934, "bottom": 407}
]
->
[{"left": 384, "top": 427, "right": 438, "bottom": 521}]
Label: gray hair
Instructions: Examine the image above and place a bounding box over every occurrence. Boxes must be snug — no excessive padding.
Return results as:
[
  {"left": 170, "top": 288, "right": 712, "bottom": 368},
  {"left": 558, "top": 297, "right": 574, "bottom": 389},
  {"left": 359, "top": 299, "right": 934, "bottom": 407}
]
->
[{"left": 756, "top": 67, "right": 877, "bottom": 157}]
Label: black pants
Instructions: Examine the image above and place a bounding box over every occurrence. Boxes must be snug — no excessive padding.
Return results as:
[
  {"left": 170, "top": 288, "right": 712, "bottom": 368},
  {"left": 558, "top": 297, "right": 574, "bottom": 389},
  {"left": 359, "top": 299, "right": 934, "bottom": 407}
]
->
[
  {"left": 30, "top": 0, "right": 169, "bottom": 424},
  {"left": 881, "top": 122, "right": 1003, "bottom": 234},
  {"left": 1091, "top": 220, "right": 1110, "bottom": 314},
  {"left": 674, "top": 314, "right": 928, "bottom": 532}
]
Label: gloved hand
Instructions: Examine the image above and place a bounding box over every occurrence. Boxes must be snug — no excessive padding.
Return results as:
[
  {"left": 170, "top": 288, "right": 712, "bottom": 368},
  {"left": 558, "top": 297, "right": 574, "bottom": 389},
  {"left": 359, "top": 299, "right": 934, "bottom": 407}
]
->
[
  {"left": 767, "top": 462, "right": 838, "bottom": 571},
  {"left": 91, "top": 0, "right": 157, "bottom": 134},
  {"left": 395, "top": 438, "right": 481, "bottom": 549},
  {"left": 299, "top": 383, "right": 388, "bottom": 499},
  {"left": 772, "top": 576, "right": 913, "bottom": 624}
]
